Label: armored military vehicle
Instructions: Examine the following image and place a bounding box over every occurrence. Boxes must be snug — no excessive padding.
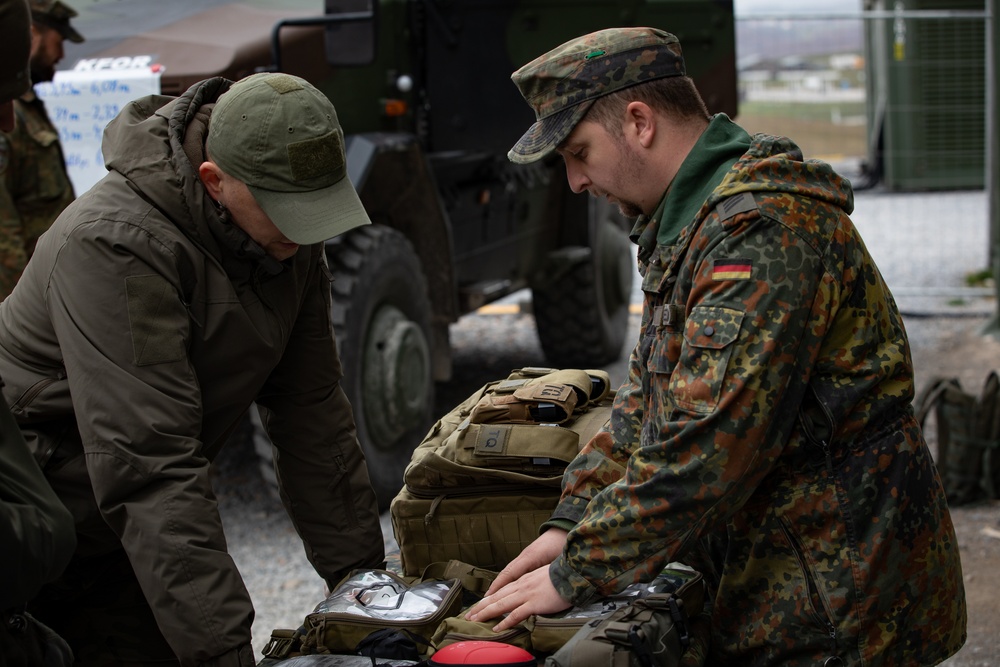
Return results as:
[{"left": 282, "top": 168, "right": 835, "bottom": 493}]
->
[{"left": 60, "top": 0, "right": 737, "bottom": 506}]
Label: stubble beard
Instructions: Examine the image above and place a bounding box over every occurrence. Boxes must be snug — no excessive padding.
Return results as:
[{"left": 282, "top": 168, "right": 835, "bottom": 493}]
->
[
  {"left": 616, "top": 199, "right": 644, "bottom": 219},
  {"left": 611, "top": 135, "right": 646, "bottom": 219}
]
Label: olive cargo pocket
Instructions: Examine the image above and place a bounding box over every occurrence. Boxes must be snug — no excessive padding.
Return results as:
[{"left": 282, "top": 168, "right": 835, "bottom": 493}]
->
[{"left": 669, "top": 305, "right": 743, "bottom": 415}]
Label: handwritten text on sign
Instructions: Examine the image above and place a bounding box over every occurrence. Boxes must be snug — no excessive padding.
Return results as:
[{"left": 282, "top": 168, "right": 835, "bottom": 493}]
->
[{"left": 35, "top": 66, "right": 161, "bottom": 195}]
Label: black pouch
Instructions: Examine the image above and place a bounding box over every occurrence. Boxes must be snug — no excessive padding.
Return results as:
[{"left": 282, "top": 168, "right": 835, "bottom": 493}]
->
[{"left": 355, "top": 628, "right": 426, "bottom": 662}]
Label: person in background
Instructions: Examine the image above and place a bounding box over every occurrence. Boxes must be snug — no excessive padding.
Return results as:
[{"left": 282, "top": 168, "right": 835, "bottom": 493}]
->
[
  {"left": 0, "top": 0, "right": 33, "bottom": 133},
  {"left": 0, "top": 0, "right": 83, "bottom": 299},
  {"left": 0, "top": 0, "right": 76, "bottom": 664},
  {"left": 467, "top": 27, "right": 967, "bottom": 666},
  {"left": 0, "top": 71, "right": 385, "bottom": 666}
]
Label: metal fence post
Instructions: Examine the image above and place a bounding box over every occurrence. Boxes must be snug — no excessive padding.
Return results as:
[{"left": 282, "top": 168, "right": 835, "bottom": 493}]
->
[{"left": 985, "top": 0, "right": 1000, "bottom": 337}]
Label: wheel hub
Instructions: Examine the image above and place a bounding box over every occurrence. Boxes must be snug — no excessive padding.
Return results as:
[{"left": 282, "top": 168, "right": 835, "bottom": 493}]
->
[{"left": 361, "top": 304, "right": 431, "bottom": 450}]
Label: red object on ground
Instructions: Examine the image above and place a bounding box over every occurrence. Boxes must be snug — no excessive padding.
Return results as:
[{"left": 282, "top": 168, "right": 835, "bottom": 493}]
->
[{"left": 428, "top": 640, "right": 537, "bottom": 666}]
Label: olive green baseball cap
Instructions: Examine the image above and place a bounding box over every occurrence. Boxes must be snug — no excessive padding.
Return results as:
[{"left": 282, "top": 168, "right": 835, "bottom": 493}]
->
[
  {"left": 509, "top": 27, "right": 686, "bottom": 164},
  {"left": 206, "top": 72, "right": 371, "bottom": 245}
]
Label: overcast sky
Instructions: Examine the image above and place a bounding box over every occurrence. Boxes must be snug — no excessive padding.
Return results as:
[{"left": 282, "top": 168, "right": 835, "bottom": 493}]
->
[{"left": 734, "top": 0, "right": 863, "bottom": 16}]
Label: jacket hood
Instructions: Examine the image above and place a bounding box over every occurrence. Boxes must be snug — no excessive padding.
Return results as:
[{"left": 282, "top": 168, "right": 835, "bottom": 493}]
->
[
  {"left": 101, "top": 77, "right": 232, "bottom": 255},
  {"left": 708, "top": 134, "right": 855, "bottom": 216}
]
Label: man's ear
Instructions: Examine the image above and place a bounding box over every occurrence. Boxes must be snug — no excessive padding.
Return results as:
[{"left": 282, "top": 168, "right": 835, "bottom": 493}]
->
[
  {"left": 29, "top": 23, "right": 42, "bottom": 50},
  {"left": 624, "top": 101, "right": 656, "bottom": 148},
  {"left": 198, "top": 161, "right": 224, "bottom": 200}
]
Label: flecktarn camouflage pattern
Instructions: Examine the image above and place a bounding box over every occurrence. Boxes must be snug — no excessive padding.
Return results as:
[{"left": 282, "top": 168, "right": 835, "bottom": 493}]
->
[
  {"left": 509, "top": 27, "right": 685, "bottom": 164},
  {"left": 546, "top": 121, "right": 967, "bottom": 665},
  {"left": 1, "top": 94, "right": 75, "bottom": 298}
]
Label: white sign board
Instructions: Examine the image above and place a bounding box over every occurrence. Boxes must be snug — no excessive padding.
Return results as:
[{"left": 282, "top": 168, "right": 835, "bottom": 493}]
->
[{"left": 35, "top": 62, "right": 162, "bottom": 195}]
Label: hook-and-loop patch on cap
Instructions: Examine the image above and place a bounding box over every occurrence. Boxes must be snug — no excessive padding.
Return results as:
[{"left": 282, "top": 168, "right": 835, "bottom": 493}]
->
[
  {"left": 206, "top": 72, "right": 371, "bottom": 245},
  {"left": 288, "top": 128, "right": 345, "bottom": 183}
]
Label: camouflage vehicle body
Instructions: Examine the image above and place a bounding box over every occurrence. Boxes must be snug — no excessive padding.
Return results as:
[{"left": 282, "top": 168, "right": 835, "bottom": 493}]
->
[{"left": 60, "top": 0, "right": 737, "bottom": 505}]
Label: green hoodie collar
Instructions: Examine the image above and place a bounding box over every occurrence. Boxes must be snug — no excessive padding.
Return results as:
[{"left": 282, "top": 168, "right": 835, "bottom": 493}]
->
[{"left": 655, "top": 114, "right": 751, "bottom": 247}]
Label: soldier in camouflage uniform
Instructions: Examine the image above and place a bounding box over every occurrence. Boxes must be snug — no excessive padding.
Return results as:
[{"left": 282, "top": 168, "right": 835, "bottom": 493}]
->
[
  {"left": 0, "top": 0, "right": 82, "bottom": 299},
  {"left": 0, "top": 0, "right": 32, "bottom": 132},
  {"left": 467, "top": 27, "right": 967, "bottom": 666}
]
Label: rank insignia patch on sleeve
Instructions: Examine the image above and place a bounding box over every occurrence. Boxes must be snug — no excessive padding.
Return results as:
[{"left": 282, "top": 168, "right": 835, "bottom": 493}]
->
[{"left": 712, "top": 259, "right": 752, "bottom": 280}]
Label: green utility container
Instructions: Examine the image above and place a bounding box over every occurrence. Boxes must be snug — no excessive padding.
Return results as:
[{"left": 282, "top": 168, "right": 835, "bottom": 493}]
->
[{"left": 864, "top": 0, "right": 986, "bottom": 190}]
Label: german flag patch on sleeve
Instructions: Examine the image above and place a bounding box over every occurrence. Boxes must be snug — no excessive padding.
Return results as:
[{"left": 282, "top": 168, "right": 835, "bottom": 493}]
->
[{"left": 712, "top": 259, "right": 752, "bottom": 281}]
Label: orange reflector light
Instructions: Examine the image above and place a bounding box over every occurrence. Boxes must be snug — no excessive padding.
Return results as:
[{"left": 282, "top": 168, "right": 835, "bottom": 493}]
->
[{"left": 383, "top": 99, "right": 407, "bottom": 117}]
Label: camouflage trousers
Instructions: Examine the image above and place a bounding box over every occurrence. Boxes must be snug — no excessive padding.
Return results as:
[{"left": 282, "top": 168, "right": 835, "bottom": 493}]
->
[{"left": 28, "top": 548, "right": 178, "bottom": 666}]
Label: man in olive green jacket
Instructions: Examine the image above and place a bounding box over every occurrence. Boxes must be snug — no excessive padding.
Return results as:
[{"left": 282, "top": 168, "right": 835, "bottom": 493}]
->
[{"left": 0, "top": 72, "right": 385, "bottom": 666}]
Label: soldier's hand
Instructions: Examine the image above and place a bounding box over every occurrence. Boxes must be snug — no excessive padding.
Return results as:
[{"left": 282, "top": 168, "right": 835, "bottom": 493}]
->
[
  {"left": 465, "top": 565, "right": 571, "bottom": 632},
  {"left": 484, "top": 527, "right": 567, "bottom": 596}
]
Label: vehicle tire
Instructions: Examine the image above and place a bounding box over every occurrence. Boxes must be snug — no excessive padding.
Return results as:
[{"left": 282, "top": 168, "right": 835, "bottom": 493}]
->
[
  {"left": 329, "top": 226, "right": 434, "bottom": 509},
  {"left": 250, "top": 226, "right": 434, "bottom": 511},
  {"left": 532, "top": 206, "right": 634, "bottom": 368}
]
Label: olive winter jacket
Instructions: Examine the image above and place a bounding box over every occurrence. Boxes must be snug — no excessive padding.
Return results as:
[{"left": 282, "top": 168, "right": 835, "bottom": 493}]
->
[{"left": 0, "top": 77, "right": 384, "bottom": 666}]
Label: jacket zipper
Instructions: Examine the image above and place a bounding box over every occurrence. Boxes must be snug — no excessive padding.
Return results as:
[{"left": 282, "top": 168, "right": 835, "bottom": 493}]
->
[
  {"left": 11, "top": 374, "right": 62, "bottom": 415},
  {"left": 777, "top": 518, "right": 839, "bottom": 653},
  {"left": 795, "top": 389, "right": 841, "bottom": 657}
]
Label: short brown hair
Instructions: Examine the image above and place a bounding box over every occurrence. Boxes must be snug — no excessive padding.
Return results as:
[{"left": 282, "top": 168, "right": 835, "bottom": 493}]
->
[{"left": 584, "top": 76, "right": 710, "bottom": 136}]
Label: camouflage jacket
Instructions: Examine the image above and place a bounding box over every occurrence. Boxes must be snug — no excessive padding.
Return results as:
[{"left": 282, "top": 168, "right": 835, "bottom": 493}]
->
[
  {"left": 0, "top": 92, "right": 75, "bottom": 299},
  {"left": 548, "top": 120, "right": 967, "bottom": 666}
]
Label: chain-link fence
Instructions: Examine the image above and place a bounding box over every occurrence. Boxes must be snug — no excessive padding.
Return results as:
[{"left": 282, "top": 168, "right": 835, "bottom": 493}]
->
[{"left": 735, "top": 3, "right": 994, "bottom": 315}]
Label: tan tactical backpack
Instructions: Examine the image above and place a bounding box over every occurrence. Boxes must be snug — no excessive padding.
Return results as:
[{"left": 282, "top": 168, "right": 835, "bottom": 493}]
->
[{"left": 390, "top": 367, "right": 614, "bottom": 576}]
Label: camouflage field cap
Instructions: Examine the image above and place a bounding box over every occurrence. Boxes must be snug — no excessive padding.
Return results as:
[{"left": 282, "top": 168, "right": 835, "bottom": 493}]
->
[
  {"left": 509, "top": 27, "right": 685, "bottom": 164},
  {"left": 29, "top": 0, "right": 84, "bottom": 43},
  {"left": 207, "top": 72, "right": 371, "bottom": 245}
]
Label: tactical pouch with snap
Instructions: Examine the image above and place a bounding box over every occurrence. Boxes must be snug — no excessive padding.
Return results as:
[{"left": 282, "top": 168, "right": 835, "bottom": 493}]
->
[{"left": 468, "top": 381, "right": 579, "bottom": 425}]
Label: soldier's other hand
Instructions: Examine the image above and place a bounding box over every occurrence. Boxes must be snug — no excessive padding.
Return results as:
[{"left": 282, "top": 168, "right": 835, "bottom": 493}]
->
[
  {"left": 484, "top": 527, "right": 567, "bottom": 596},
  {"left": 465, "top": 565, "right": 570, "bottom": 632}
]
